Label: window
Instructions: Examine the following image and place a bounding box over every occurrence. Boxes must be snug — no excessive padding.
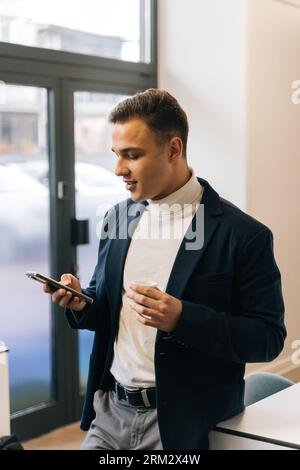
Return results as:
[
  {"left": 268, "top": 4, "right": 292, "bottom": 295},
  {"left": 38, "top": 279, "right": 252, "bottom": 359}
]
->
[{"left": 0, "top": 0, "right": 152, "bottom": 63}]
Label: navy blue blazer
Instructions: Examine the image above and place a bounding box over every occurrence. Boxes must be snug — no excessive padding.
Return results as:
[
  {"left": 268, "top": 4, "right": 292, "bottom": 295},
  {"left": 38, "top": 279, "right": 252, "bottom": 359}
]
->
[{"left": 65, "top": 177, "right": 286, "bottom": 450}]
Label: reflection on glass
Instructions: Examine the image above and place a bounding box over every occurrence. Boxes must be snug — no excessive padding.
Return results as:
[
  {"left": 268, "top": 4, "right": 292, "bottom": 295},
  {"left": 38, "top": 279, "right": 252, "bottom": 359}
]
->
[
  {"left": 74, "top": 92, "right": 128, "bottom": 393},
  {"left": 0, "top": 0, "right": 151, "bottom": 63},
  {"left": 0, "top": 84, "right": 51, "bottom": 412}
]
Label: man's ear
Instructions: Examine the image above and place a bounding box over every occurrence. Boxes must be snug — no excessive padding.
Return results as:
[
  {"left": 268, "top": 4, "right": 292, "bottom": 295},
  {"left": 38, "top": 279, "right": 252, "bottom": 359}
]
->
[{"left": 168, "top": 137, "right": 183, "bottom": 161}]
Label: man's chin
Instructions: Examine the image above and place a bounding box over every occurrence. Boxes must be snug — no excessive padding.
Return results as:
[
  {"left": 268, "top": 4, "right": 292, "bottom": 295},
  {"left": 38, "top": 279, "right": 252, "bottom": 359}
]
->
[{"left": 130, "top": 193, "right": 144, "bottom": 202}]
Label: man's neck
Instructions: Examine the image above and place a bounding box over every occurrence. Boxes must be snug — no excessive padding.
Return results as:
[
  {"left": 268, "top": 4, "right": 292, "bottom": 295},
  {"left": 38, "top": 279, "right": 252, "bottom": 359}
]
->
[{"left": 152, "top": 166, "right": 191, "bottom": 201}]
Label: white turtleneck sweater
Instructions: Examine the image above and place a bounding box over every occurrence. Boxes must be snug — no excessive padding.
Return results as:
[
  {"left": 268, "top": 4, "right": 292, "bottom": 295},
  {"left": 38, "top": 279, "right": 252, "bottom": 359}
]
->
[{"left": 110, "top": 170, "right": 203, "bottom": 388}]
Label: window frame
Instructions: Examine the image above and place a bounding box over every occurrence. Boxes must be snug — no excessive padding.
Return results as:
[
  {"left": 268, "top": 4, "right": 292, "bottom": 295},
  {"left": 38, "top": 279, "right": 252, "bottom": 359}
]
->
[{"left": 0, "top": 0, "right": 157, "bottom": 77}]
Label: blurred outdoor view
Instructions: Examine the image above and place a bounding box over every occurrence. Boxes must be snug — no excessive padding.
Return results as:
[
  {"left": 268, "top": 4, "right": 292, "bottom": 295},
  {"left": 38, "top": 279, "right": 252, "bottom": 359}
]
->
[
  {"left": 74, "top": 91, "right": 128, "bottom": 393},
  {"left": 0, "top": 84, "right": 52, "bottom": 412},
  {"left": 0, "top": 82, "right": 127, "bottom": 412}
]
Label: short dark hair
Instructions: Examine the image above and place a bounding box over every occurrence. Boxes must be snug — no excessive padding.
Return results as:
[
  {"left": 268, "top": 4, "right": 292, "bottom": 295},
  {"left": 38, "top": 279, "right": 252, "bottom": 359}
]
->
[{"left": 108, "top": 88, "right": 189, "bottom": 156}]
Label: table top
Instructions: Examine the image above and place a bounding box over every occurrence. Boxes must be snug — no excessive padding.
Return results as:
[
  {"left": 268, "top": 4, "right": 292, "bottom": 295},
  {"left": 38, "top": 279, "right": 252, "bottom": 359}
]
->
[{"left": 215, "top": 383, "right": 300, "bottom": 448}]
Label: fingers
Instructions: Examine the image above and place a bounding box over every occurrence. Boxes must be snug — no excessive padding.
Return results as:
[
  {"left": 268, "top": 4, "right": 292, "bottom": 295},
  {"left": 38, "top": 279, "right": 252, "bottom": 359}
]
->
[
  {"left": 135, "top": 312, "right": 157, "bottom": 328},
  {"left": 127, "top": 289, "right": 158, "bottom": 310},
  {"left": 43, "top": 273, "right": 85, "bottom": 310},
  {"left": 51, "top": 288, "right": 72, "bottom": 308},
  {"left": 50, "top": 288, "right": 87, "bottom": 310},
  {"left": 129, "top": 301, "right": 160, "bottom": 320},
  {"left": 130, "top": 284, "right": 161, "bottom": 300},
  {"left": 60, "top": 273, "right": 82, "bottom": 293},
  {"left": 60, "top": 274, "right": 72, "bottom": 286},
  {"left": 43, "top": 283, "right": 54, "bottom": 294}
]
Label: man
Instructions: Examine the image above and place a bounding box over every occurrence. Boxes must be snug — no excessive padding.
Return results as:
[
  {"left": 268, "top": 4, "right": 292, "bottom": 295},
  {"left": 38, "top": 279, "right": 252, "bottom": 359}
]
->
[{"left": 44, "top": 89, "right": 286, "bottom": 450}]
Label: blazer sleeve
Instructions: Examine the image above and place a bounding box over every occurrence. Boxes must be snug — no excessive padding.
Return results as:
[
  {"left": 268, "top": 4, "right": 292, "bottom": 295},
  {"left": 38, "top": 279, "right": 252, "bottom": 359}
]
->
[
  {"left": 168, "top": 228, "right": 286, "bottom": 363},
  {"left": 64, "top": 264, "right": 100, "bottom": 331},
  {"left": 65, "top": 214, "right": 111, "bottom": 331}
]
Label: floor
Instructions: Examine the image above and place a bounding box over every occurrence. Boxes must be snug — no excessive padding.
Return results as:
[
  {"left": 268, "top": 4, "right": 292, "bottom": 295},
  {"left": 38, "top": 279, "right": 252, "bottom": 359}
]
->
[{"left": 23, "top": 422, "right": 86, "bottom": 450}]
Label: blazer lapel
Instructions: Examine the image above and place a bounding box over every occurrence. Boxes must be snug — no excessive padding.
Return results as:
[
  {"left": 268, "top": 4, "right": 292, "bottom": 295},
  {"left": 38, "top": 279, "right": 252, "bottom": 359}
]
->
[{"left": 165, "top": 178, "right": 223, "bottom": 300}]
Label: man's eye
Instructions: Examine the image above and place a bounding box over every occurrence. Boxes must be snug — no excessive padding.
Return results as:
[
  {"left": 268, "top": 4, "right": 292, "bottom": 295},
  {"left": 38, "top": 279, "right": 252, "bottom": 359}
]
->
[{"left": 127, "top": 155, "right": 140, "bottom": 160}]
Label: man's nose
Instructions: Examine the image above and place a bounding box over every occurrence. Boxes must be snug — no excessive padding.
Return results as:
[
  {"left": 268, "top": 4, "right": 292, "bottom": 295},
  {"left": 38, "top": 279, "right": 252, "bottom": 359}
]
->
[{"left": 115, "top": 158, "right": 129, "bottom": 177}]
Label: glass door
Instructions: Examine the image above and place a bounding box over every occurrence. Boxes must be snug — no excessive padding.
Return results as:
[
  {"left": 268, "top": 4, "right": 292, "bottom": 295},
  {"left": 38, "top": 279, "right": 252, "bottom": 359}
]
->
[
  {"left": 73, "top": 91, "right": 128, "bottom": 394},
  {"left": 0, "top": 84, "right": 51, "bottom": 412},
  {"left": 0, "top": 78, "right": 76, "bottom": 441}
]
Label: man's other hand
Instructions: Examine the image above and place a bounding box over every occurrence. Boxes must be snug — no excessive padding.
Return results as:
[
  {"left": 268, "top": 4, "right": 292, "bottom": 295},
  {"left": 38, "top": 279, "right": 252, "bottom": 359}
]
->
[{"left": 127, "top": 283, "right": 182, "bottom": 333}]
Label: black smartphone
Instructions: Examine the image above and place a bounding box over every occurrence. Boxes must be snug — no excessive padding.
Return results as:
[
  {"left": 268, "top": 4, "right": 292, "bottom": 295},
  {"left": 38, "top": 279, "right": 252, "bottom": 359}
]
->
[{"left": 25, "top": 271, "right": 93, "bottom": 304}]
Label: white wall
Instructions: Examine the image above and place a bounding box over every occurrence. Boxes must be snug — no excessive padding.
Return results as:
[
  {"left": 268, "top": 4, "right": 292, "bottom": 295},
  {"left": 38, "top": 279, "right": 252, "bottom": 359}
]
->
[
  {"left": 158, "top": 0, "right": 247, "bottom": 208},
  {"left": 158, "top": 0, "right": 300, "bottom": 375},
  {"left": 246, "top": 0, "right": 300, "bottom": 373}
]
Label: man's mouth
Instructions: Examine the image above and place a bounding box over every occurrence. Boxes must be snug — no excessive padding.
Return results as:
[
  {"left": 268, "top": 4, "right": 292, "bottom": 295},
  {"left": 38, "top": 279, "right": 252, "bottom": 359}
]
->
[{"left": 124, "top": 180, "right": 138, "bottom": 191}]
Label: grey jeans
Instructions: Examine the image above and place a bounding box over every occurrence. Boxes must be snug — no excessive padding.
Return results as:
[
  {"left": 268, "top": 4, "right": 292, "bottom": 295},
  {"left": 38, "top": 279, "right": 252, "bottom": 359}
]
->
[{"left": 81, "top": 389, "right": 163, "bottom": 450}]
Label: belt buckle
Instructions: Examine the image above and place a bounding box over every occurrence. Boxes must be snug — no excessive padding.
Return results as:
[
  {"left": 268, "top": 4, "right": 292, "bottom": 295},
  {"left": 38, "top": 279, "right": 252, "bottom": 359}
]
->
[
  {"left": 140, "top": 389, "right": 151, "bottom": 407},
  {"left": 124, "top": 386, "right": 151, "bottom": 407}
]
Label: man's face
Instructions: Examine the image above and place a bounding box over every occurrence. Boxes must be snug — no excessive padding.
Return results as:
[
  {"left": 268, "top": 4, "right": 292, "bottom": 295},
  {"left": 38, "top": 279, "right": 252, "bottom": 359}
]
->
[{"left": 112, "top": 118, "right": 175, "bottom": 201}]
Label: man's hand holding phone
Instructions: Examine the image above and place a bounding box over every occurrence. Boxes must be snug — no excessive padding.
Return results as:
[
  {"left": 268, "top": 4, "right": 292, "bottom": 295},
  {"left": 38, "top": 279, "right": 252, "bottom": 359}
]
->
[{"left": 43, "top": 274, "right": 87, "bottom": 311}]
